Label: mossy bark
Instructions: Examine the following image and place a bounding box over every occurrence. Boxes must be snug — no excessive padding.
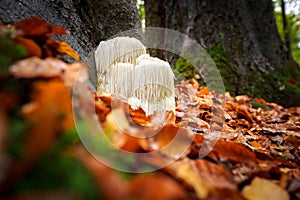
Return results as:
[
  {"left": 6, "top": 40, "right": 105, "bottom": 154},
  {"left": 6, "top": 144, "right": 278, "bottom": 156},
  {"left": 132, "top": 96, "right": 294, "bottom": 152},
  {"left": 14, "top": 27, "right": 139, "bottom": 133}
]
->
[{"left": 145, "top": 0, "right": 300, "bottom": 107}]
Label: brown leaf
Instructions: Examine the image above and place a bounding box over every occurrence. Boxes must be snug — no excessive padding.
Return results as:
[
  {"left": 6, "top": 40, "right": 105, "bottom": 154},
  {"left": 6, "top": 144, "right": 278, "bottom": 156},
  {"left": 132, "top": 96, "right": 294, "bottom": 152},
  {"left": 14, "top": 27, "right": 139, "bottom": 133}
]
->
[
  {"left": 129, "top": 107, "right": 152, "bottom": 126},
  {"left": 13, "top": 17, "right": 68, "bottom": 36},
  {"left": 9, "top": 57, "right": 67, "bottom": 78},
  {"left": 212, "top": 141, "right": 257, "bottom": 165},
  {"left": 235, "top": 105, "right": 254, "bottom": 123},
  {"left": 46, "top": 39, "right": 80, "bottom": 60},
  {"left": 241, "top": 177, "right": 289, "bottom": 200},
  {"left": 72, "top": 146, "right": 129, "bottom": 200},
  {"left": 194, "top": 159, "right": 236, "bottom": 189},
  {"left": 252, "top": 98, "right": 268, "bottom": 105},
  {"left": 15, "top": 36, "right": 42, "bottom": 57},
  {"left": 151, "top": 124, "right": 192, "bottom": 159},
  {"left": 61, "top": 62, "right": 88, "bottom": 87},
  {"left": 129, "top": 172, "right": 189, "bottom": 200},
  {"left": 18, "top": 80, "right": 74, "bottom": 169},
  {"left": 198, "top": 87, "right": 210, "bottom": 96},
  {"left": 1, "top": 79, "right": 74, "bottom": 191},
  {"left": 169, "top": 159, "right": 211, "bottom": 199}
]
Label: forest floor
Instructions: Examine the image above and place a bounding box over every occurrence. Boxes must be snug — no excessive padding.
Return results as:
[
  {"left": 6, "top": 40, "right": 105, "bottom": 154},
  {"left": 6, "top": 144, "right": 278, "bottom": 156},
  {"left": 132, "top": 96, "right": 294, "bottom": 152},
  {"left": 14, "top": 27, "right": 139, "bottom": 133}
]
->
[{"left": 0, "top": 17, "right": 299, "bottom": 200}]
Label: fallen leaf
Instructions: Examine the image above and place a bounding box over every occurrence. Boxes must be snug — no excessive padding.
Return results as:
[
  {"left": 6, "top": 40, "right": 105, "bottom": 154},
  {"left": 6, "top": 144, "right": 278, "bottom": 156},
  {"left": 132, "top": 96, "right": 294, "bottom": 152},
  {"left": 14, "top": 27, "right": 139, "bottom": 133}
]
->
[
  {"left": 62, "top": 62, "right": 88, "bottom": 87},
  {"left": 1, "top": 79, "right": 74, "bottom": 191},
  {"left": 194, "top": 159, "right": 236, "bottom": 190},
  {"left": 72, "top": 146, "right": 129, "bottom": 200},
  {"left": 198, "top": 87, "right": 210, "bottom": 96},
  {"left": 151, "top": 124, "right": 192, "bottom": 159},
  {"left": 235, "top": 105, "right": 254, "bottom": 123},
  {"left": 13, "top": 17, "right": 68, "bottom": 36},
  {"left": 129, "top": 172, "right": 189, "bottom": 200},
  {"left": 15, "top": 36, "right": 42, "bottom": 57},
  {"left": 9, "top": 57, "right": 67, "bottom": 78},
  {"left": 169, "top": 159, "right": 210, "bottom": 199},
  {"left": 242, "top": 177, "right": 289, "bottom": 200},
  {"left": 46, "top": 39, "right": 80, "bottom": 60},
  {"left": 212, "top": 141, "right": 257, "bottom": 165}
]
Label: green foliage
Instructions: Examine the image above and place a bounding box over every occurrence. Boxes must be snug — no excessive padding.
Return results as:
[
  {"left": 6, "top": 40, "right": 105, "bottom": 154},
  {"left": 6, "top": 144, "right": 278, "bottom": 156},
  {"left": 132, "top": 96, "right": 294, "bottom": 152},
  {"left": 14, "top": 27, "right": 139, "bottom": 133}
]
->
[
  {"left": 0, "top": 28, "right": 27, "bottom": 76},
  {"left": 248, "top": 101, "right": 269, "bottom": 109},
  {"left": 174, "top": 57, "right": 200, "bottom": 82},
  {"left": 7, "top": 115, "right": 29, "bottom": 159},
  {"left": 273, "top": 0, "right": 300, "bottom": 63},
  {"left": 135, "top": 0, "right": 145, "bottom": 20},
  {"left": 12, "top": 129, "right": 100, "bottom": 200}
]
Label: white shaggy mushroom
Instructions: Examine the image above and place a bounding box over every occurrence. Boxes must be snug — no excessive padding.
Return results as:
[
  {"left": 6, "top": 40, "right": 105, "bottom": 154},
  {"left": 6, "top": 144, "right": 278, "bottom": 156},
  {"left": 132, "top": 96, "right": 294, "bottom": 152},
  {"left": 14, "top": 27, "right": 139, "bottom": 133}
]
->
[
  {"left": 131, "top": 54, "right": 175, "bottom": 116},
  {"left": 95, "top": 37, "right": 175, "bottom": 116},
  {"left": 95, "top": 36, "right": 146, "bottom": 94}
]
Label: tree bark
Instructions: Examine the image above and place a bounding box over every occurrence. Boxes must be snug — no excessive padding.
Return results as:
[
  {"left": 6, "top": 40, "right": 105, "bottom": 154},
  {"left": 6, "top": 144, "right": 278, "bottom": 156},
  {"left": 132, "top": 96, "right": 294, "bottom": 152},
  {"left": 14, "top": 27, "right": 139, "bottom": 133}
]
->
[
  {"left": 0, "top": 0, "right": 141, "bottom": 87},
  {"left": 145, "top": 0, "right": 300, "bottom": 106}
]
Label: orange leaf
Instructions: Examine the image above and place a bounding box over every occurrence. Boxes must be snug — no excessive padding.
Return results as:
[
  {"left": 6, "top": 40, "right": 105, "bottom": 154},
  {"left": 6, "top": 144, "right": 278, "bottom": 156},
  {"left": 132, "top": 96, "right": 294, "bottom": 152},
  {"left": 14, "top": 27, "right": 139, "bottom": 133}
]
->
[
  {"left": 22, "top": 79, "right": 74, "bottom": 160},
  {"left": 46, "top": 39, "right": 80, "bottom": 60},
  {"left": 151, "top": 124, "right": 192, "bottom": 158},
  {"left": 13, "top": 17, "right": 68, "bottom": 36},
  {"left": 234, "top": 105, "right": 253, "bottom": 123},
  {"left": 23, "top": 79, "right": 74, "bottom": 130},
  {"left": 15, "top": 36, "right": 42, "bottom": 57},
  {"left": 212, "top": 141, "right": 257, "bottom": 165},
  {"left": 72, "top": 146, "right": 129, "bottom": 200},
  {"left": 129, "top": 107, "right": 152, "bottom": 126},
  {"left": 252, "top": 98, "right": 268, "bottom": 105},
  {"left": 169, "top": 159, "right": 210, "bottom": 199},
  {"left": 129, "top": 173, "right": 189, "bottom": 200},
  {"left": 1, "top": 79, "right": 74, "bottom": 189},
  {"left": 198, "top": 87, "right": 210, "bottom": 96},
  {"left": 194, "top": 159, "right": 236, "bottom": 189}
]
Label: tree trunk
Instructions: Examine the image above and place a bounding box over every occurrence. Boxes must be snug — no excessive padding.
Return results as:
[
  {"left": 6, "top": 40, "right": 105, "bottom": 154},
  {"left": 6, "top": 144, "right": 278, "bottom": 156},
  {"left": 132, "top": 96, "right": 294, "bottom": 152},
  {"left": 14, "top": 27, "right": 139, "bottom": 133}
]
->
[
  {"left": 145, "top": 0, "right": 300, "bottom": 107},
  {"left": 0, "top": 0, "right": 141, "bottom": 87}
]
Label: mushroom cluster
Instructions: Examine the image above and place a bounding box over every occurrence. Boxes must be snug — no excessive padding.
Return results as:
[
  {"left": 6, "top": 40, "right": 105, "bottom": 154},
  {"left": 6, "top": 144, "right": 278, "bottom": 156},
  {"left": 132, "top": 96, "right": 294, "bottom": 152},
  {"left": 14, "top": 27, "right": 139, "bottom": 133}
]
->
[{"left": 95, "top": 37, "right": 175, "bottom": 116}]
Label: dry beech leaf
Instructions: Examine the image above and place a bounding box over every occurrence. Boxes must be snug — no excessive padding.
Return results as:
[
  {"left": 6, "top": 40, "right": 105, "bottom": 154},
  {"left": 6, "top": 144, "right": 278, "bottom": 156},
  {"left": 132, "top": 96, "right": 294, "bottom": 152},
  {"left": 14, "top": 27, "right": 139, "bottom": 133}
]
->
[
  {"left": 252, "top": 98, "right": 267, "bottom": 105},
  {"left": 72, "top": 146, "right": 129, "bottom": 200},
  {"left": 235, "top": 95, "right": 251, "bottom": 104},
  {"left": 2, "top": 79, "right": 74, "bottom": 187},
  {"left": 10, "top": 57, "right": 67, "bottom": 78},
  {"left": 242, "top": 177, "right": 289, "bottom": 200},
  {"left": 129, "top": 173, "right": 189, "bottom": 200},
  {"left": 23, "top": 79, "right": 74, "bottom": 136},
  {"left": 13, "top": 17, "right": 68, "bottom": 36},
  {"left": 212, "top": 141, "right": 257, "bottom": 165},
  {"left": 62, "top": 62, "right": 88, "bottom": 87},
  {"left": 198, "top": 87, "right": 210, "bottom": 96},
  {"left": 169, "top": 159, "right": 210, "bottom": 199},
  {"left": 151, "top": 124, "right": 192, "bottom": 159},
  {"left": 129, "top": 107, "right": 152, "bottom": 126},
  {"left": 46, "top": 39, "right": 80, "bottom": 60},
  {"left": 235, "top": 106, "right": 253, "bottom": 123},
  {"left": 106, "top": 108, "right": 130, "bottom": 132},
  {"left": 194, "top": 159, "right": 236, "bottom": 190},
  {"left": 95, "top": 100, "right": 111, "bottom": 122},
  {"left": 15, "top": 36, "right": 42, "bottom": 57}
]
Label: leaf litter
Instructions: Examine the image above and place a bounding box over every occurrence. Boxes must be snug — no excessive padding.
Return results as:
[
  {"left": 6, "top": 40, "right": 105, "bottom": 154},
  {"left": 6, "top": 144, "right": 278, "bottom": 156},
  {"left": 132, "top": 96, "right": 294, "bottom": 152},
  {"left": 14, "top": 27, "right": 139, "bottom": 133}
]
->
[{"left": 0, "top": 17, "right": 299, "bottom": 200}]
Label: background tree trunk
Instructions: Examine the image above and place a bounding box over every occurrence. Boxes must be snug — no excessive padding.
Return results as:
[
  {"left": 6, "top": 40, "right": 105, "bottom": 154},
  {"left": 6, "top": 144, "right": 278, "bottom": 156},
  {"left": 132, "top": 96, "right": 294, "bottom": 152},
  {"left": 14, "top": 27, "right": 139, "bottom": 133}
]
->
[
  {"left": 0, "top": 0, "right": 141, "bottom": 87},
  {"left": 145, "top": 0, "right": 300, "bottom": 107}
]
